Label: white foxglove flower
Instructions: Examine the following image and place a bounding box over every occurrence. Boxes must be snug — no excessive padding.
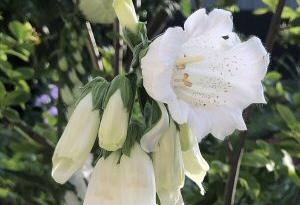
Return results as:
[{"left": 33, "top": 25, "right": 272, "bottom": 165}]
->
[
  {"left": 120, "top": 143, "right": 156, "bottom": 205},
  {"left": 179, "top": 123, "right": 194, "bottom": 151},
  {"left": 113, "top": 0, "right": 138, "bottom": 32},
  {"left": 83, "top": 144, "right": 156, "bottom": 205},
  {"left": 141, "top": 8, "right": 269, "bottom": 141},
  {"left": 140, "top": 103, "right": 169, "bottom": 153},
  {"left": 83, "top": 152, "right": 121, "bottom": 205},
  {"left": 153, "top": 121, "right": 185, "bottom": 205},
  {"left": 52, "top": 93, "right": 100, "bottom": 184},
  {"left": 98, "top": 89, "right": 129, "bottom": 151},
  {"left": 182, "top": 143, "right": 209, "bottom": 195}
]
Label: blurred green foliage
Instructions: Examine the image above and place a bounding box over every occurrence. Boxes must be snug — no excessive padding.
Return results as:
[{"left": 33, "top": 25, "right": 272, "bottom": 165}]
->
[{"left": 0, "top": 0, "right": 300, "bottom": 204}]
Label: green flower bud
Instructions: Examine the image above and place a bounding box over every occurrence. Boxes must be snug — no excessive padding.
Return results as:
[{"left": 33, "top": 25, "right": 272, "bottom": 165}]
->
[{"left": 113, "top": 0, "right": 138, "bottom": 33}]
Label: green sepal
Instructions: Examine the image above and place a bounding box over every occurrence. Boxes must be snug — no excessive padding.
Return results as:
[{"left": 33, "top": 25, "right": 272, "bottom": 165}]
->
[
  {"left": 143, "top": 99, "right": 163, "bottom": 134},
  {"left": 75, "top": 77, "right": 107, "bottom": 107},
  {"left": 121, "top": 121, "right": 144, "bottom": 157},
  {"left": 103, "top": 75, "right": 133, "bottom": 111},
  {"left": 123, "top": 22, "right": 148, "bottom": 50},
  {"left": 91, "top": 80, "right": 110, "bottom": 110}
]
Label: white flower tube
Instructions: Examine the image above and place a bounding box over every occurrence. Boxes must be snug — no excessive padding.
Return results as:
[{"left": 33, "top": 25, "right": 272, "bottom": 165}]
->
[
  {"left": 83, "top": 152, "right": 121, "bottom": 205},
  {"left": 84, "top": 144, "right": 156, "bottom": 205},
  {"left": 140, "top": 103, "right": 169, "bottom": 153},
  {"left": 113, "top": 0, "right": 138, "bottom": 32},
  {"left": 52, "top": 93, "right": 100, "bottom": 184},
  {"left": 153, "top": 121, "right": 185, "bottom": 205},
  {"left": 182, "top": 142, "right": 209, "bottom": 195},
  {"left": 98, "top": 89, "right": 129, "bottom": 151},
  {"left": 120, "top": 143, "right": 156, "bottom": 205}
]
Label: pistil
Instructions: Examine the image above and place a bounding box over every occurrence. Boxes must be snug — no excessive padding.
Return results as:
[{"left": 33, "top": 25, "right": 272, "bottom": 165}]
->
[{"left": 176, "top": 55, "right": 204, "bottom": 69}]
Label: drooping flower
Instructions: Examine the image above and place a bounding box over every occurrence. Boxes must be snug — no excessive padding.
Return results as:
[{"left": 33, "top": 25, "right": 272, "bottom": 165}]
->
[
  {"left": 83, "top": 144, "right": 156, "bottom": 205},
  {"left": 113, "top": 0, "right": 138, "bottom": 32},
  {"left": 140, "top": 102, "right": 170, "bottom": 153},
  {"left": 153, "top": 120, "right": 185, "bottom": 205},
  {"left": 141, "top": 8, "right": 269, "bottom": 141},
  {"left": 98, "top": 89, "right": 129, "bottom": 151},
  {"left": 52, "top": 93, "right": 100, "bottom": 184}
]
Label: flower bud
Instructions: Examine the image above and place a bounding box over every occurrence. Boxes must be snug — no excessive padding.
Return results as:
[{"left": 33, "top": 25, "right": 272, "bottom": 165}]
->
[
  {"left": 83, "top": 144, "right": 156, "bottom": 205},
  {"left": 153, "top": 121, "right": 185, "bottom": 205},
  {"left": 98, "top": 89, "right": 129, "bottom": 151},
  {"left": 52, "top": 93, "right": 100, "bottom": 184},
  {"left": 179, "top": 123, "right": 194, "bottom": 151},
  {"left": 140, "top": 102, "right": 169, "bottom": 153},
  {"left": 113, "top": 0, "right": 138, "bottom": 33},
  {"left": 182, "top": 142, "right": 209, "bottom": 195}
]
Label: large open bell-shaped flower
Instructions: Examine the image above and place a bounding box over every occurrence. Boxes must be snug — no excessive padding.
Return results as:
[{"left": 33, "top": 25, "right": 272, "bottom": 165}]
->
[{"left": 141, "top": 8, "right": 270, "bottom": 141}]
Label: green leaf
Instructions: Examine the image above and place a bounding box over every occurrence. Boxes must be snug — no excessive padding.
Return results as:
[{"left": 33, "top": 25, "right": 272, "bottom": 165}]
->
[
  {"left": 91, "top": 80, "right": 110, "bottom": 110},
  {"left": 265, "top": 71, "right": 282, "bottom": 81},
  {"left": 2, "top": 108, "right": 21, "bottom": 122},
  {"left": 181, "top": 0, "right": 192, "bottom": 17},
  {"left": 122, "top": 121, "right": 144, "bottom": 156},
  {"left": 0, "top": 81, "right": 6, "bottom": 102},
  {"left": 276, "top": 104, "right": 300, "bottom": 133},
  {"left": 5, "top": 90, "right": 30, "bottom": 106},
  {"left": 242, "top": 152, "right": 269, "bottom": 168}
]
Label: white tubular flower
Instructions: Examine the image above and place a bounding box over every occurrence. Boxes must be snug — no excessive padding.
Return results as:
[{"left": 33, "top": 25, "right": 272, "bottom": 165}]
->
[
  {"left": 83, "top": 152, "right": 121, "bottom": 205},
  {"left": 179, "top": 123, "right": 194, "bottom": 151},
  {"left": 141, "top": 8, "right": 270, "bottom": 141},
  {"left": 84, "top": 144, "right": 156, "bottom": 205},
  {"left": 153, "top": 121, "right": 185, "bottom": 205},
  {"left": 140, "top": 103, "right": 169, "bottom": 153},
  {"left": 52, "top": 93, "right": 100, "bottom": 184},
  {"left": 120, "top": 143, "right": 156, "bottom": 205},
  {"left": 182, "top": 143, "right": 209, "bottom": 195},
  {"left": 113, "top": 0, "right": 138, "bottom": 32},
  {"left": 98, "top": 89, "right": 129, "bottom": 151}
]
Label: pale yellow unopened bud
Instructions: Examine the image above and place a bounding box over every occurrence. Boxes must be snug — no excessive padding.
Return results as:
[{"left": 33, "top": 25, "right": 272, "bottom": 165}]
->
[
  {"left": 98, "top": 89, "right": 129, "bottom": 151},
  {"left": 52, "top": 93, "right": 100, "bottom": 184},
  {"left": 153, "top": 121, "right": 185, "bottom": 205},
  {"left": 113, "top": 0, "right": 138, "bottom": 32}
]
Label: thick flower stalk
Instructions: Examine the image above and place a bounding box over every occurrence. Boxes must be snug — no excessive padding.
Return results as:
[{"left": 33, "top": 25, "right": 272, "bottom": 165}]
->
[
  {"left": 52, "top": 93, "right": 100, "bottom": 184},
  {"left": 83, "top": 144, "right": 156, "bottom": 205},
  {"left": 113, "top": 0, "right": 138, "bottom": 33},
  {"left": 153, "top": 121, "right": 185, "bottom": 205},
  {"left": 141, "top": 8, "right": 270, "bottom": 141}
]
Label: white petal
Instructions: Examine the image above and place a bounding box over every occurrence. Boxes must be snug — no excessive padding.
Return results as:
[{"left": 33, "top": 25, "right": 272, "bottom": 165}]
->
[
  {"left": 191, "top": 106, "right": 246, "bottom": 141},
  {"left": 140, "top": 103, "right": 170, "bottom": 153},
  {"left": 205, "top": 9, "right": 233, "bottom": 35},
  {"left": 52, "top": 93, "right": 100, "bottom": 184},
  {"left": 182, "top": 142, "right": 209, "bottom": 195},
  {"left": 158, "top": 189, "right": 184, "bottom": 205},
  {"left": 141, "top": 35, "right": 176, "bottom": 103},
  {"left": 83, "top": 153, "right": 121, "bottom": 205},
  {"left": 158, "top": 27, "right": 187, "bottom": 67},
  {"left": 184, "top": 8, "right": 208, "bottom": 38},
  {"left": 120, "top": 144, "right": 156, "bottom": 205},
  {"left": 168, "top": 99, "right": 189, "bottom": 124},
  {"left": 188, "top": 110, "right": 211, "bottom": 142}
]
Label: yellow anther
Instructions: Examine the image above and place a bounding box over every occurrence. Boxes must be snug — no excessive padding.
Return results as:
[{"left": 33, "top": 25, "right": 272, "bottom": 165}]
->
[{"left": 176, "top": 55, "right": 204, "bottom": 68}]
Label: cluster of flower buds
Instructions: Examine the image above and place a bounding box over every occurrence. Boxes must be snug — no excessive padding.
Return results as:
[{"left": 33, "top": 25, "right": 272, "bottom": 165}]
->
[{"left": 52, "top": 0, "right": 269, "bottom": 204}]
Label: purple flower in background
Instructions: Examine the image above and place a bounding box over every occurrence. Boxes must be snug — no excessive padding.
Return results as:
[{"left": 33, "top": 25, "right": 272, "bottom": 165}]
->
[
  {"left": 48, "top": 106, "right": 58, "bottom": 116},
  {"left": 49, "top": 84, "right": 59, "bottom": 99},
  {"left": 35, "top": 94, "right": 51, "bottom": 107}
]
